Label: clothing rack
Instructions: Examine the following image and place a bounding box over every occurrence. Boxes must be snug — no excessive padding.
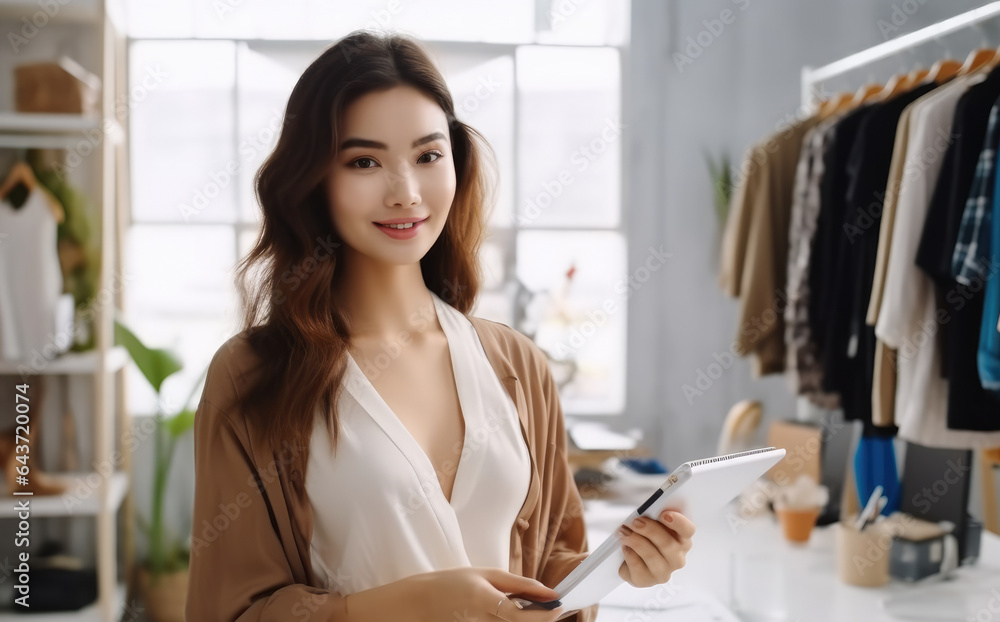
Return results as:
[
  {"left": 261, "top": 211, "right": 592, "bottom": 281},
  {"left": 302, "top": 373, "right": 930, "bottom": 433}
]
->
[{"left": 801, "top": 1, "right": 1000, "bottom": 108}]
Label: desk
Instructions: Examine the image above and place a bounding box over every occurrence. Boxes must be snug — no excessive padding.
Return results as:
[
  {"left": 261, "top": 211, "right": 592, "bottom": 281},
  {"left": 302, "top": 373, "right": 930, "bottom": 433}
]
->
[{"left": 583, "top": 497, "right": 1000, "bottom": 621}]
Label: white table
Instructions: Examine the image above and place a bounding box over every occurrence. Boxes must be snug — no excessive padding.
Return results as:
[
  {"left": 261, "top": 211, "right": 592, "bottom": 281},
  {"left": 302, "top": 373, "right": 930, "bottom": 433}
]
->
[{"left": 583, "top": 496, "right": 1000, "bottom": 622}]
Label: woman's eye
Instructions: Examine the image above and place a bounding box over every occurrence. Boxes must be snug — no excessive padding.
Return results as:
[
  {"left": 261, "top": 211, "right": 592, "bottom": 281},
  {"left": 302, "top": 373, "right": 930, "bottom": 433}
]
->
[
  {"left": 418, "top": 151, "right": 444, "bottom": 164},
  {"left": 351, "top": 157, "right": 378, "bottom": 169}
]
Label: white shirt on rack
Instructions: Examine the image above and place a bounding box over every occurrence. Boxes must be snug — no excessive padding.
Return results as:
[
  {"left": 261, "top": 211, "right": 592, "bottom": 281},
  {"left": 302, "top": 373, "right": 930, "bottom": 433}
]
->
[
  {"left": 305, "top": 290, "right": 532, "bottom": 596},
  {"left": 875, "top": 72, "right": 1000, "bottom": 449},
  {"left": 0, "top": 185, "right": 63, "bottom": 362}
]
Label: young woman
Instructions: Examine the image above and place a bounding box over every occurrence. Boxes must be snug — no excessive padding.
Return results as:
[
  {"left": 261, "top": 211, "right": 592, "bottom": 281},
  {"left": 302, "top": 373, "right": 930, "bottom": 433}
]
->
[{"left": 185, "top": 30, "right": 695, "bottom": 622}]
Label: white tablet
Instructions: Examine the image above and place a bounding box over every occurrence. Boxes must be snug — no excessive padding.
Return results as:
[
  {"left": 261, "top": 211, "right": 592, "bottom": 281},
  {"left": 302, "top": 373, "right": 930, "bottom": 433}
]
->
[{"left": 512, "top": 446, "right": 786, "bottom": 617}]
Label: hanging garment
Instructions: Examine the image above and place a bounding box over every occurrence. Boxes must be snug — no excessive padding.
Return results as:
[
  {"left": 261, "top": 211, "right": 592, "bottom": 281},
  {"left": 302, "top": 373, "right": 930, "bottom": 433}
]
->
[
  {"left": 721, "top": 117, "right": 820, "bottom": 376},
  {"left": 950, "top": 96, "right": 1000, "bottom": 287},
  {"left": 875, "top": 71, "right": 1000, "bottom": 448},
  {"left": 784, "top": 116, "right": 841, "bottom": 409},
  {"left": 868, "top": 102, "right": 920, "bottom": 427},
  {"left": 979, "top": 151, "right": 1000, "bottom": 391},
  {"left": 809, "top": 102, "right": 875, "bottom": 393},
  {"left": 819, "top": 83, "right": 936, "bottom": 433},
  {"left": 0, "top": 185, "right": 64, "bottom": 362},
  {"left": 916, "top": 64, "right": 1000, "bottom": 431},
  {"left": 868, "top": 103, "right": 918, "bottom": 328},
  {"left": 305, "top": 290, "right": 532, "bottom": 596}
]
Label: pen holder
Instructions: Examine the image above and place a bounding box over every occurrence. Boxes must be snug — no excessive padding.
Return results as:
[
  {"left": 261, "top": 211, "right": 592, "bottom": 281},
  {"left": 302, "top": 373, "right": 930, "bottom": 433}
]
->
[{"left": 835, "top": 518, "right": 891, "bottom": 587}]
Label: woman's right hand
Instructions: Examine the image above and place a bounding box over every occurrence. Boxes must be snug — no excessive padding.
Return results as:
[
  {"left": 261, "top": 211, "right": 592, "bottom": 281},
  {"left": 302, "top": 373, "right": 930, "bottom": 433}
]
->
[{"left": 405, "top": 566, "right": 567, "bottom": 621}]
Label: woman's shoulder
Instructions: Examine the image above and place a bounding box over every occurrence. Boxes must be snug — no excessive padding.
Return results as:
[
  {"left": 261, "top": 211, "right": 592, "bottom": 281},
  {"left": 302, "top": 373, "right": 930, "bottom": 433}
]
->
[
  {"left": 466, "top": 315, "right": 547, "bottom": 377},
  {"left": 200, "top": 329, "right": 266, "bottom": 417}
]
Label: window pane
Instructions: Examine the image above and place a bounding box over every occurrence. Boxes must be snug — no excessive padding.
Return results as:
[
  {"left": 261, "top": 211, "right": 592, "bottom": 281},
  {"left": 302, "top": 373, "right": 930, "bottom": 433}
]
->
[
  {"left": 237, "top": 42, "right": 327, "bottom": 223},
  {"left": 430, "top": 47, "right": 515, "bottom": 228},
  {"left": 130, "top": 41, "right": 237, "bottom": 223},
  {"left": 535, "top": 0, "right": 630, "bottom": 46},
  {"left": 123, "top": 224, "right": 240, "bottom": 416},
  {"left": 516, "top": 46, "right": 621, "bottom": 229},
  {"left": 125, "top": 0, "right": 194, "bottom": 38},
  {"left": 125, "top": 225, "right": 237, "bottom": 317},
  {"left": 516, "top": 230, "right": 626, "bottom": 414},
  {"left": 390, "top": 0, "right": 534, "bottom": 43}
]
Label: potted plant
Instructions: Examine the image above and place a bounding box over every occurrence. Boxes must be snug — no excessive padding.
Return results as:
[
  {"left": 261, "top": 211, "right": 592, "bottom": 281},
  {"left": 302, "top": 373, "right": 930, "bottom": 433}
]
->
[{"left": 115, "top": 317, "right": 205, "bottom": 622}]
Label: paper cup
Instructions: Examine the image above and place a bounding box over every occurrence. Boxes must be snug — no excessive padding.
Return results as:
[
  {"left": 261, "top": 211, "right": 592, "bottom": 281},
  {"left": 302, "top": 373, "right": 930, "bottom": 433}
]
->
[{"left": 835, "top": 519, "right": 891, "bottom": 587}]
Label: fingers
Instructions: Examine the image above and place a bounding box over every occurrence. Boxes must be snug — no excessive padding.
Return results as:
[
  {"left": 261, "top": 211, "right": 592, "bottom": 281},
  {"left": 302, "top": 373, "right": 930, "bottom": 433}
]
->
[
  {"left": 483, "top": 568, "right": 560, "bottom": 600},
  {"left": 618, "top": 511, "right": 696, "bottom": 586},
  {"left": 492, "top": 593, "right": 566, "bottom": 621},
  {"left": 662, "top": 510, "right": 697, "bottom": 541}
]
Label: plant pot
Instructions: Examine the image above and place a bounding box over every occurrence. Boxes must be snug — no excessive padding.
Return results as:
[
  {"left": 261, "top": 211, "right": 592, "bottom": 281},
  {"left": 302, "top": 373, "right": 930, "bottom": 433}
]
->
[
  {"left": 775, "top": 506, "right": 821, "bottom": 544},
  {"left": 138, "top": 567, "right": 188, "bottom": 622}
]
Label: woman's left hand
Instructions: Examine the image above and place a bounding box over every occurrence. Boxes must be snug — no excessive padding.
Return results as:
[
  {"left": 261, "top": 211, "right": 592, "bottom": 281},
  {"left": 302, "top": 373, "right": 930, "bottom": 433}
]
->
[{"left": 616, "top": 510, "right": 696, "bottom": 588}]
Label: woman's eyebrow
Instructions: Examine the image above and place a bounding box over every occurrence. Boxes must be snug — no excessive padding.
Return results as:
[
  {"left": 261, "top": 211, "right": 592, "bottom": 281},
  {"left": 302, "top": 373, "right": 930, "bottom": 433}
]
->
[{"left": 338, "top": 131, "right": 447, "bottom": 151}]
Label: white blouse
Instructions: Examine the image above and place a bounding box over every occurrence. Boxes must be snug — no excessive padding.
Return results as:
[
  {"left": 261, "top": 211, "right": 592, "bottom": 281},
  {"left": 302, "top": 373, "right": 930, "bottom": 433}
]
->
[
  {"left": 305, "top": 290, "right": 532, "bottom": 596},
  {"left": 0, "top": 186, "right": 63, "bottom": 362}
]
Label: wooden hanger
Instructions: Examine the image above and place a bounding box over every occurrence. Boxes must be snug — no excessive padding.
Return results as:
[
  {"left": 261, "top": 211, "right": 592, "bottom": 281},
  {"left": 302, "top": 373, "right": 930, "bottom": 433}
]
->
[
  {"left": 878, "top": 71, "right": 914, "bottom": 101},
  {"left": 0, "top": 161, "right": 65, "bottom": 223},
  {"left": 817, "top": 92, "right": 855, "bottom": 119},
  {"left": 925, "top": 58, "right": 962, "bottom": 84},
  {"left": 907, "top": 67, "right": 930, "bottom": 84},
  {"left": 851, "top": 82, "right": 884, "bottom": 105},
  {"left": 956, "top": 47, "right": 997, "bottom": 77}
]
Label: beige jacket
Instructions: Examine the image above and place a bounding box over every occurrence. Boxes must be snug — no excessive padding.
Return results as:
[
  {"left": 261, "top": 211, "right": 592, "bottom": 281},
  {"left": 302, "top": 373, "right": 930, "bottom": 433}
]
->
[{"left": 185, "top": 315, "right": 599, "bottom": 622}]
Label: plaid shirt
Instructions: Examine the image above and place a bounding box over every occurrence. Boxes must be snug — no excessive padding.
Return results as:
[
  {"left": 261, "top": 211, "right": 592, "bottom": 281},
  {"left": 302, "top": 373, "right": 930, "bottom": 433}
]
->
[{"left": 952, "top": 95, "right": 1000, "bottom": 285}]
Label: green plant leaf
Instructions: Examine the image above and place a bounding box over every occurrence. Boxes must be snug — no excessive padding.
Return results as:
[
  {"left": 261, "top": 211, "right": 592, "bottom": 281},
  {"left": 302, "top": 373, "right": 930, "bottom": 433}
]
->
[
  {"left": 114, "top": 317, "right": 183, "bottom": 393},
  {"left": 167, "top": 409, "right": 196, "bottom": 439},
  {"left": 135, "top": 510, "right": 150, "bottom": 536}
]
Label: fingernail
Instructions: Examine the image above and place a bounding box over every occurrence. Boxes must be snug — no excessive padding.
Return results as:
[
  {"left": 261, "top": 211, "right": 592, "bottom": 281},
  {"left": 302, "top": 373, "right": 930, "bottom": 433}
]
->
[
  {"left": 662, "top": 512, "right": 674, "bottom": 522},
  {"left": 632, "top": 518, "right": 645, "bottom": 528}
]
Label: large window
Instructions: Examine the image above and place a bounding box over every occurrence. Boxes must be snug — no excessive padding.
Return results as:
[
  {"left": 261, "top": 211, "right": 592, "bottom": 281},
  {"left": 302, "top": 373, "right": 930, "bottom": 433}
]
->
[{"left": 125, "top": 1, "right": 629, "bottom": 416}]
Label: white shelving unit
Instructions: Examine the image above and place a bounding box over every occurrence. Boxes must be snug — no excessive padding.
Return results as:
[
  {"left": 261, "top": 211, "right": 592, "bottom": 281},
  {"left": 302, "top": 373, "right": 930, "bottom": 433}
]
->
[{"left": 0, "top": 0, "right": 133, "bottom": 619}]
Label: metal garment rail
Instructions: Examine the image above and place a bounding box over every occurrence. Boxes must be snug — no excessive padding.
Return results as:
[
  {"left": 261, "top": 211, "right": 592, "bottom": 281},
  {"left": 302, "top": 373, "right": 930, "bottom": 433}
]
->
[{"left": 801, "top": 1, "right": 1000, "bottom": 108}]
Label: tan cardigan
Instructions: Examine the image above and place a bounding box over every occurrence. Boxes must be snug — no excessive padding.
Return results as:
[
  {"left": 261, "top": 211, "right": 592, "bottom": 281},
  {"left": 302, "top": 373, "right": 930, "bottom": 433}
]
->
[{"left": 185, "top": 315, "right": 599, "bottom": 621}]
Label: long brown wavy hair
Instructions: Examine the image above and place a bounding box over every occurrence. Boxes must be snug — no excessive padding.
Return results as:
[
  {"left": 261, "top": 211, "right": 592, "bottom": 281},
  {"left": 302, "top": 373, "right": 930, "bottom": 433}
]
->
[{"left": 233, "top": 30, "right": 497, "bottom": 486}]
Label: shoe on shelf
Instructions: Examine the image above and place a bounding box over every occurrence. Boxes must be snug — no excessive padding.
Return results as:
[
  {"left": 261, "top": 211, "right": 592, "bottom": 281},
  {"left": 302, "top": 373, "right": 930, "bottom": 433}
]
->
[{"left": 0, "top": 428, "right": 68, "bottom": 497}]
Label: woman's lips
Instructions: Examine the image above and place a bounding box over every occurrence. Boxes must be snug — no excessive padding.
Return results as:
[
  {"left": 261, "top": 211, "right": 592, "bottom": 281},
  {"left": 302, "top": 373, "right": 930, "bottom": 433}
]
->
[{"left": 374, "top": 217, "right": 426, "bottom": 239}]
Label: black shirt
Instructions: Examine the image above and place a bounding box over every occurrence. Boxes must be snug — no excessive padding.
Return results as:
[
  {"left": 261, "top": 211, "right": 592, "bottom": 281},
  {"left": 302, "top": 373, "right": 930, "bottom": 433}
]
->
[{"left": 916, "top": 65, "right": 1000, "bottom": 430}]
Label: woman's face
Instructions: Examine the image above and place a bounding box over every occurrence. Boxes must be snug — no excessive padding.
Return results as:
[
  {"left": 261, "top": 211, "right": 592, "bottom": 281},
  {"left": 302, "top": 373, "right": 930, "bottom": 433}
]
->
[{"left": 325, "top": 84, "right": 457, "bottom": 267}]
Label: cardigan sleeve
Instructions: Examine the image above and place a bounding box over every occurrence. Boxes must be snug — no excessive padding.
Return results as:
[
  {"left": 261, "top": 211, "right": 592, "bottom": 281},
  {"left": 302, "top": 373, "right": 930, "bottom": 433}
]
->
[
  {"left": 530, "top": 344, "right": 600, "bottom": 622},
  {"left": 185, "top": 348, "right": 346, "bottom": 622}
]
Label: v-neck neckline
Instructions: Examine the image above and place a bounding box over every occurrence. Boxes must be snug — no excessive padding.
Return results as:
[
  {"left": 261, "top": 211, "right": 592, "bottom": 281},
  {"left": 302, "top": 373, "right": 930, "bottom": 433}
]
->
[{"left": 343, "top": 291, "right": 471, "bottom": 508}]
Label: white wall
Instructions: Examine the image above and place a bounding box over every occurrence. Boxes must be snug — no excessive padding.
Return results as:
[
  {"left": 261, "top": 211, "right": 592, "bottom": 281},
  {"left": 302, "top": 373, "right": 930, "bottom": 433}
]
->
[{"left": 618, "top": 0, "right": 996, "bottom": 467}]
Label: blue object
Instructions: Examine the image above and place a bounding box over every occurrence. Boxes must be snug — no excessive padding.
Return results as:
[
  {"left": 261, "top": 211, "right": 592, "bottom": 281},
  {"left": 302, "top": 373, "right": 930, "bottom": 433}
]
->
[
  {"left": 854, "top": 435, "right": 900, "bottom": 516},
  {"left": 621, "top": 458, "right": 669, "bottom": 474}
]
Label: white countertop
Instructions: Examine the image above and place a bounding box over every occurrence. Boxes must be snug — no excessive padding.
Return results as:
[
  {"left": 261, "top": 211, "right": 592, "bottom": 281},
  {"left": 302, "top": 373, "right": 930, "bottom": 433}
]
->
[{"left": 583, "top": 494, "right": 1000, "bottom": 622}]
